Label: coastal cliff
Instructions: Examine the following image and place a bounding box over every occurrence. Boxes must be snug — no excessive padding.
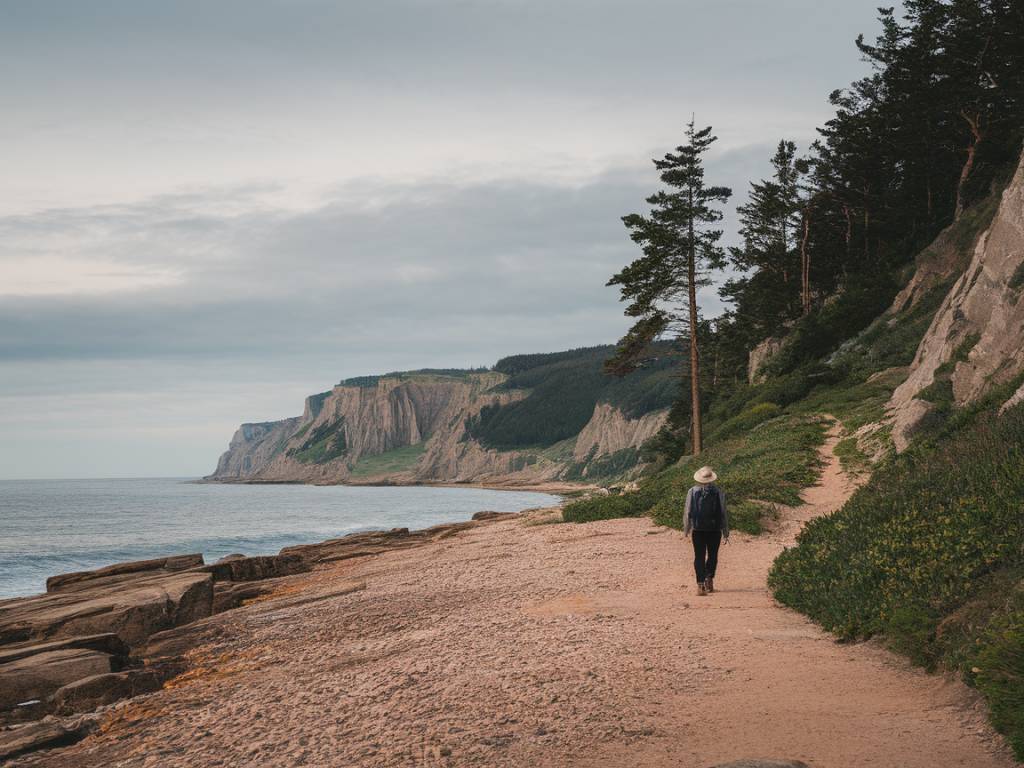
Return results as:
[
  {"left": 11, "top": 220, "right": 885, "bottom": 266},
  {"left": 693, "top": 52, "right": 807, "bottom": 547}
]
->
[
  {"left": 208, "top": 347, "right": 678, "bottom": 486},
  {"left": 887, "top": 151, "right": 1024, "bottom": 450}
]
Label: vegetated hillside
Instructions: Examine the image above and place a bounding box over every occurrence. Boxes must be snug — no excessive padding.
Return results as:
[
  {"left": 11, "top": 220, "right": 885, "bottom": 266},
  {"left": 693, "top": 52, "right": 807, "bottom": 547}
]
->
[
  {"left": 465, "top": 344, "right": 679, "bottom": 450},
  {"left": 770, "top": 392, "right": 1024, "bottom": 757},
  {"left": 565, "top": 151, "right": 1024, "bottom": 756},
  {"left": 209, "top": 345, "right": 679, "bottom": 486}
]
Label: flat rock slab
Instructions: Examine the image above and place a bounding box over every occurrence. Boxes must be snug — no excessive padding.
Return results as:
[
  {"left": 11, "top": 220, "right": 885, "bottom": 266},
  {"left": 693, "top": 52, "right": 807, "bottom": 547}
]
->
[
  {"left": 0, "top": 720, "right": 83, "bottom": 761},
  {"left": 53, "top": 670, "right": 162, "bottom": 716},
  {"left": 0, "top": 633, "right": 127, "bottom": 666},
  {"left": 0, "top": 571, "right": 213, "bottom": 649},
  {"left": 46, "top": 554, "right": 204, "bottom": 593},
  {"left": 0, "top": 649, "right": 116, "bottom": 710}
]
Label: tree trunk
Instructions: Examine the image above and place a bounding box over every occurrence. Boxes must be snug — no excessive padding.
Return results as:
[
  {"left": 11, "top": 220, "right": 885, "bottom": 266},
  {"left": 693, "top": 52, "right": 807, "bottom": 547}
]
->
[
  {"left": 862, "top": 186, "right": 871, "bottom": 260},
  {"left": 800, "top": 208, "right": 812, "bottom": 315},
  {"left": 843, "top": 204, "right": 852, "bottom": 256},
  {"left": 955, "top": 111, "right": 983, "bottom": 220},
  {"left": 687, "top": 186, "right": 703, "bottom": 455}
]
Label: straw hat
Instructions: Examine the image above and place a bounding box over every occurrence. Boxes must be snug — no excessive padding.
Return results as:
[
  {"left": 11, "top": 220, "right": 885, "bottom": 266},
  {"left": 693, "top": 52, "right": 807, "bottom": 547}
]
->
[{"left": 693, "top": 466, "right": 717, "bottom": 484}]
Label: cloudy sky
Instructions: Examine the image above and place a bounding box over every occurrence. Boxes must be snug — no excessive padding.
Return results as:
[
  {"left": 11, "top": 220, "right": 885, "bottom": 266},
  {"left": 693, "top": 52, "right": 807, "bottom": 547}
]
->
[{"left": 1, "top": 0, "right": 890, "bottom": 479}]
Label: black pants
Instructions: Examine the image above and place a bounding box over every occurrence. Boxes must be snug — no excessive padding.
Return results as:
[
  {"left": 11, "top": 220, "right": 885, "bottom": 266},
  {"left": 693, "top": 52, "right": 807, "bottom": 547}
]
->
[{"left": 692, "top": 530, "right": 722, "bottom": 584}]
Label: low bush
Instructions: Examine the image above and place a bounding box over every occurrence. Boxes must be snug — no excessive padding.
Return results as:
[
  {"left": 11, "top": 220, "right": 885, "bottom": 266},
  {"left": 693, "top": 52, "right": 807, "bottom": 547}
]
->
[{"left": 562, "top": 494, "right": 646, "bottom": 523}]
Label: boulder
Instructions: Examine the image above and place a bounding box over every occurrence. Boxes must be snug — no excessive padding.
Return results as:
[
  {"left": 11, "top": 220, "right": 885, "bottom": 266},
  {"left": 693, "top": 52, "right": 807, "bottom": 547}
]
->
[
  {"left": 52, "top": 670, "right": 162, "bottom": 715},
  {"left": 0, "top": 648, "right": 118, "bottom": 710},
  {"left": 280, "top": 527, "right": 415, "bottom": 563},
  {"left": 46, "top": 554, "right": 204, "bottom": 593}
]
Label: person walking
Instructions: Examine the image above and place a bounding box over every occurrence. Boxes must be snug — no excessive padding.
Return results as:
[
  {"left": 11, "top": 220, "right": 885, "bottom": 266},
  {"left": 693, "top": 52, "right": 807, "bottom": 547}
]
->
[{"left": 683, "top": 466, "right": 729, "bottom": 596}]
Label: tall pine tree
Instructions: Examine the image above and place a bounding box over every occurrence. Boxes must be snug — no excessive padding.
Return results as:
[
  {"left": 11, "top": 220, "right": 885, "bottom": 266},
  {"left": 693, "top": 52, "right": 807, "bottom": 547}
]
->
[
  {"left": 606, "top": 121, "right": 731, "bottom": 454},
  {"left": 725, "top": 140, "right": 806, "bottom": 334}
]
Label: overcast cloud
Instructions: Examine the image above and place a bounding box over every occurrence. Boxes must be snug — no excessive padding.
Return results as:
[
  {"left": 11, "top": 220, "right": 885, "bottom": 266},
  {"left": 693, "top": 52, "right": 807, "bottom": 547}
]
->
[{"left": 1, "top": 0, "right": 890, "bottom": 478}]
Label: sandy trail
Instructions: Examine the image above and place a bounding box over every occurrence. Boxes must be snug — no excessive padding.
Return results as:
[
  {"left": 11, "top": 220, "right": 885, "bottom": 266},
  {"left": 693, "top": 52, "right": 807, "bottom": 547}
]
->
[{"left": 20, "top": 425, "right": 1017, "bottom": 767}]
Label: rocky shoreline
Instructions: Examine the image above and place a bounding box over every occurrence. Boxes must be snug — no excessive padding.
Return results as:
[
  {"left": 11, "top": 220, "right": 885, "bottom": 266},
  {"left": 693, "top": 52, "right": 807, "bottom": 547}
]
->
[
  {"left": 0, "top": 510, "right": 528, "bottom": 762},
  {"left": 0, "top": 469, "right": 1014, "bottom": 767}
]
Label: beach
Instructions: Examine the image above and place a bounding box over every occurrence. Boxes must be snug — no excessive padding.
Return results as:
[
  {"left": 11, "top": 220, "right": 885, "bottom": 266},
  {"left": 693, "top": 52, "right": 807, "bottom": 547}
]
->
[{"left": 8, "top": 434, "right": 1017, "bottom": 768}]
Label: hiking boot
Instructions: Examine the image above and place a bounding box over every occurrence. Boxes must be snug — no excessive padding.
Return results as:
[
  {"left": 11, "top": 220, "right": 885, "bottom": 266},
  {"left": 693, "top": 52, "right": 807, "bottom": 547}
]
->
[
  {"left": 697, "top": 581, "right": 708, "bottom": 596},
  {"left": 706, "top": 577, "right": 715, "bottom": 593}
]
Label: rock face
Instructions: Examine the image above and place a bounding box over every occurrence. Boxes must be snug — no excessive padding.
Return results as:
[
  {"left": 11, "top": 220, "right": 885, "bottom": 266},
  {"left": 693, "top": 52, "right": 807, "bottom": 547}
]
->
[
  {"left": 748, "top": 337, "right": 784, "bottom": 384},
  {"left": 572, "top": 403, "right": 666, "bottom": 462},
  {"left": 888, "top": 150, "right": 1024, "bottom": 449},
  {"left": 0, "top": 719, "right": 95, "bottom": 762},
  {"left": 208, "top": 371, "right": 668, "bottom": 485},
  {"left": 212, "top": 418, "right": 303, "bottom": 478}
]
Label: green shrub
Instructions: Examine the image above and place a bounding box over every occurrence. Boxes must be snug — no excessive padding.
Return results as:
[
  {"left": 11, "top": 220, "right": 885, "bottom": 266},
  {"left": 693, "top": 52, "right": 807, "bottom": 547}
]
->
[
  {"left": 764, "top": 275, "right": 900, "bottom": 376},
  {"left": 562, "top": 494, "right": 647, "bottom": 523},
  {"left": 348, "top": 443, "right": 426, "bottom": 478},
  {"left": 972, "top": 605, "right": 1024, "bottom": 757},
  {"left": 832, "top": 436, "right": 871, "bottom": 475}
]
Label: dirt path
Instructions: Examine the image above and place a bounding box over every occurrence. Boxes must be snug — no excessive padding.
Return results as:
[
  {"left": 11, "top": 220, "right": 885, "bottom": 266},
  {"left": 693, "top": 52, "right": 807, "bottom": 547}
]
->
[{"left": 21, "top": 424, "right": 1017, "bottom": 767}]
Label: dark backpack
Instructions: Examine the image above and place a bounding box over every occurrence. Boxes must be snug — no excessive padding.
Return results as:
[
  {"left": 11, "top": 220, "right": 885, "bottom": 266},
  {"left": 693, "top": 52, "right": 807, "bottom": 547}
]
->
[{"left": 690, "top": 485, "right": 722, "bottom": 531}]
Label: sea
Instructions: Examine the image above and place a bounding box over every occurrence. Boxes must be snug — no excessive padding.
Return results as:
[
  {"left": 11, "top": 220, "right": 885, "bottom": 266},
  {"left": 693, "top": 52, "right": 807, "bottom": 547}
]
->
[{"left": 0, "top": 478, "right": 560, "bottom": 600}]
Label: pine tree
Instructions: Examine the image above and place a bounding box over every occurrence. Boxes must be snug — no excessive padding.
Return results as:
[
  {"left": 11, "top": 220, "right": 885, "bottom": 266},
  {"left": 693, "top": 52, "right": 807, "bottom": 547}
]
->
[
  {"left": 606, "top": 121, "right": 731, "bottom": 455},
  {"left": 726, "top": 140, "right": 805, "bottom": 330}
]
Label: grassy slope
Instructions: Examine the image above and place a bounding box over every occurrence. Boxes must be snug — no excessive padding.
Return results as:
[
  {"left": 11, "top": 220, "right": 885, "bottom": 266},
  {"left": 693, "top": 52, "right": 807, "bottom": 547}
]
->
[{"left": 564, "top": 414, "right": 827, "bottom": 534}]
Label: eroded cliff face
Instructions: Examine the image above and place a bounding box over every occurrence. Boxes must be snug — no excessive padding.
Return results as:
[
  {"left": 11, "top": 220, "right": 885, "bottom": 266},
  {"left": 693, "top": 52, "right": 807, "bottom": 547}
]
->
[
  {"left": 572, "top": 403, "right": 666, "bottom": 462},
  {"left": 888, "top": 151, "right": 1024, "bottom": 449},
  {"left": 208, "top": 372, "right": 667, "bottom": 486}
]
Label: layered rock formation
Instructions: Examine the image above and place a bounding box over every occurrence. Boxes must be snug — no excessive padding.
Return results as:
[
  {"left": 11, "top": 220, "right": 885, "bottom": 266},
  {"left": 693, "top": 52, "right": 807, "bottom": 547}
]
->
[
  {"left": 209, "top": 371, "right": 668, "bottom": 485},
  {"left": 888, "top": 151, "right": 1024, "bottom": 449},
  {"left": 572, "top": 403, "right": 665, "bottom": 462},
  {"left": 0, "top": 513, "right": 525, "bottom": 761}
]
